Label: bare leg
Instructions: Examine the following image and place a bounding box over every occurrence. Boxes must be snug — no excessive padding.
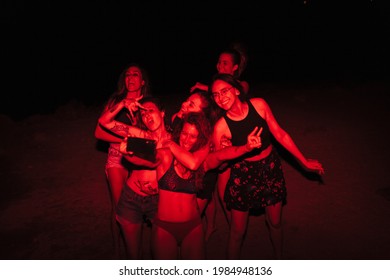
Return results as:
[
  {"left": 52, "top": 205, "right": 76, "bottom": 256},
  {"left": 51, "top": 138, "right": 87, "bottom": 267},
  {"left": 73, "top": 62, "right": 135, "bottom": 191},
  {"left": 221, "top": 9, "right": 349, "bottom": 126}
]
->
[
  {"left": 265, "top": 202, "right": 283, "bottom": 259},
  {"left": 217, "top": 168, "right": 231, "bottom": 225},
  {"left": 151, "top": 224, "right": 178, "bottom": 259},
  {"left": 227, "top": 209, "right": 249, "bottom": 259},
  {"left": 106, "top": 167, "right": 128, "bottom": 258},
  {"left": 204, "top": 192, "right": 217, "bottom": 242},
  {"left": 119, "top": 221, "right": 143, "bottom": 259},
  {"left": 181, "top": 224, "right": 205, "bottom": 259}
]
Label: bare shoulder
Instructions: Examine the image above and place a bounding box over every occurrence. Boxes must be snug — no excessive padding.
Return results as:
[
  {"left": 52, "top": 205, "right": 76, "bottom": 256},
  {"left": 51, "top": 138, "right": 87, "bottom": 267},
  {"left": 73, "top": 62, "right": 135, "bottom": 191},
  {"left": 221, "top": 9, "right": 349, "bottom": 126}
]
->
[
  {"left": 249, "top": 97, "right": 268, "bottom": 106},
  {"left": 157, "top": 148, "right": 173, "bottom": 162},
  {"left": 249, "top": 98, "right": 271, "bottom": 119},
  {"left": 214, "top": 116, "right": 228, "bottom": 131}
]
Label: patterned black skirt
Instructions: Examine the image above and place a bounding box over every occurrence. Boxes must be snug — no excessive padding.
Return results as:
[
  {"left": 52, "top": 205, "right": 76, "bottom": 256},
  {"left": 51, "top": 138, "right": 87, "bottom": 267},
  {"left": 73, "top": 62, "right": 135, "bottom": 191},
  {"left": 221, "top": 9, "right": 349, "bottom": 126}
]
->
[{"left": 224, "top": 148, "right": 287, "bottom": 211}]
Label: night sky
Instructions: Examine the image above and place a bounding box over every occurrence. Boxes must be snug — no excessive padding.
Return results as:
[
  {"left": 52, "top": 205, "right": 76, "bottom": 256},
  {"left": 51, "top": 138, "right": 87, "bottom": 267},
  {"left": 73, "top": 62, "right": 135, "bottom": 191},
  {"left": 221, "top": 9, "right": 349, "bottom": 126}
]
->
[{"left": 3, "top": 1, "right": 389, "bottom": 119}]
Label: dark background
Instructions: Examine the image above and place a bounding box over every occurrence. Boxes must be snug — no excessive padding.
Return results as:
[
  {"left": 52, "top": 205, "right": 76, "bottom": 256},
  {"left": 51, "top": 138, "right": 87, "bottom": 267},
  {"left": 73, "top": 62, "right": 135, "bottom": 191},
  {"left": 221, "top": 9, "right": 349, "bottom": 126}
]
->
[
  {"left": 2, "top": 1, "right": 389, "bottom": 119},
  {"left": 2, "top": 1, "right": 390, "bottom": 261}
]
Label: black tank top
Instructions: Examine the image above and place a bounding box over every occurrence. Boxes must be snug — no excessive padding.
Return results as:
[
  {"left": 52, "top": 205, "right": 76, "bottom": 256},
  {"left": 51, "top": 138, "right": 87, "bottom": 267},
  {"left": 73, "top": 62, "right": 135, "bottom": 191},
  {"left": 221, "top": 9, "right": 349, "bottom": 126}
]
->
[
  {"left": 223, "top": 100, "right": 271, "bottom": 156},
  {"left": 158, "top": 161, "right": 196, "bottom": 194},
  {"left": 115, "top": 107, "right": 136, "bottom": 125}
]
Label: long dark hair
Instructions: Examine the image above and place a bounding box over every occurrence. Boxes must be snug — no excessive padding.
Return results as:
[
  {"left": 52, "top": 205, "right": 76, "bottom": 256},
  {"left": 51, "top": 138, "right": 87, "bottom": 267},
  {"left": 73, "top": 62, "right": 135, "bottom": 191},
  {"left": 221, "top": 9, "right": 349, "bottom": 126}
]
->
[{"left": 107, "top": 63, "right": 151, "bottom": 108}]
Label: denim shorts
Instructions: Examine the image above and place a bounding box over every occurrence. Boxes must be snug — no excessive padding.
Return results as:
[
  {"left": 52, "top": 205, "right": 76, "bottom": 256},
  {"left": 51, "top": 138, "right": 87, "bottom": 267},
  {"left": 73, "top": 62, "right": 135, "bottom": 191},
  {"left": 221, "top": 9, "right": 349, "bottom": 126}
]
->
[{"left": 116, "top": 184, "right": 159, "bottom": 224}]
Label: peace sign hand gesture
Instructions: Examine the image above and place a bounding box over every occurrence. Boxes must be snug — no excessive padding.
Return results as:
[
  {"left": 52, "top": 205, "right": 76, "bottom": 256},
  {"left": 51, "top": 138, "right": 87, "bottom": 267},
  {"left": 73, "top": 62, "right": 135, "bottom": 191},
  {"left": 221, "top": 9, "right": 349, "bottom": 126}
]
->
[{"left": 245, "top": 126, "right": 263, "bottom": 152}]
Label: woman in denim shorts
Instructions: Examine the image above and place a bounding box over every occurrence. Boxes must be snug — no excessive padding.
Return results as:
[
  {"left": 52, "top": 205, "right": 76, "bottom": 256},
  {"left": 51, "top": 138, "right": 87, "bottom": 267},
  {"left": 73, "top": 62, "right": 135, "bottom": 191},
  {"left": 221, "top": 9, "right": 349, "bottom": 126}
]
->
[{"left": 99, "top": 97, "right": 170, "bottom": 259}]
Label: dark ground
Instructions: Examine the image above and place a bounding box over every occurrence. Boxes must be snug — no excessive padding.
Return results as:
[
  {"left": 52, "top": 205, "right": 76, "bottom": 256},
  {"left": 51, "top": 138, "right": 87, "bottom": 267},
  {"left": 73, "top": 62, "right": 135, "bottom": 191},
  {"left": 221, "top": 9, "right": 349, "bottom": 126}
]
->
[{"left": 1, "top": 79, "right": 390, "bottom": 260}]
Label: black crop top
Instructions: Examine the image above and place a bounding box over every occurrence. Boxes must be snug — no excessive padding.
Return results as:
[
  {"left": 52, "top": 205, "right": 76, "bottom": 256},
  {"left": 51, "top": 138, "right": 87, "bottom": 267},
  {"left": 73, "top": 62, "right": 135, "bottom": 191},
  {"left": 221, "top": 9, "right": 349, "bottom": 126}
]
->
[
  {"left": 158, "top": 161, "right": 196, "bottom": 194},
  {"left": 223, "top": 100, "right": 271, "bottom": 156}
]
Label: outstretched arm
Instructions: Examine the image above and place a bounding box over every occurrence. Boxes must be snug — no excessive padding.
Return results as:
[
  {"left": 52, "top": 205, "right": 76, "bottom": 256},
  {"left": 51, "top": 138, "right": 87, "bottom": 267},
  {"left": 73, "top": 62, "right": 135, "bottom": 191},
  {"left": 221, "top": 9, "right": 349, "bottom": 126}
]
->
[
  {"left": 98, "top": 98, "right": 146, "bottom": 139},
  {"left": 95, "top": 102, "right": 128, "bottom": 142},
  {"left": 119, "top": 137, "right": 160, "bottom": 169},
  {"left": 204, "top": 127, "right": 262, "bottom": 171},
  {"left": 162, "top": 139, "right": 210, "bottom": 170},
  {"left": 94, "top": 120, "right": 125, "bottom": 143},
  {"left": 252, "top": 98, "right": 324, "bottom": 175}
]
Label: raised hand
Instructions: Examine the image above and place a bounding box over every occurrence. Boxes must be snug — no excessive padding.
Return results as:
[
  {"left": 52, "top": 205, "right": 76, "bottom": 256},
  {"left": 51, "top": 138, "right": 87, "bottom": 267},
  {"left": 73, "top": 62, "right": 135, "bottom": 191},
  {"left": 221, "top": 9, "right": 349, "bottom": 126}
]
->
[
  {"left": 123, "top": 95, "right": 147, "bottom": 120},
  {"left": 245, "top": 126, "right": 263, "bottom": 151},
  {"left": 190, "top": 82, "right": 208, "bottom": 93},
  {"left": 135, "top": 180, "right": 158, "bottom": 195}
]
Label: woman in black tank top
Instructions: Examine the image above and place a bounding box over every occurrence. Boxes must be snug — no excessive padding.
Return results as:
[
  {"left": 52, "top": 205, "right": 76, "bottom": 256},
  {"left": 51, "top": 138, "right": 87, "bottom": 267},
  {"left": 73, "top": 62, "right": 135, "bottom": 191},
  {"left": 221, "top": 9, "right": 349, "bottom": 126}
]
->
[{"left": 210, "top": 73, "right": 325, "bottom": 259}]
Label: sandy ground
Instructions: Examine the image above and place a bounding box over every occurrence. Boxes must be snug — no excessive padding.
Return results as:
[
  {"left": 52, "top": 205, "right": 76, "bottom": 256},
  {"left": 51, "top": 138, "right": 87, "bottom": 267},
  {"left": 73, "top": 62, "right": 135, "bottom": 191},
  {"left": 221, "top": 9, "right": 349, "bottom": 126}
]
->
[{"left": 1, "top": 80, "right": 390, "bottom": 260}]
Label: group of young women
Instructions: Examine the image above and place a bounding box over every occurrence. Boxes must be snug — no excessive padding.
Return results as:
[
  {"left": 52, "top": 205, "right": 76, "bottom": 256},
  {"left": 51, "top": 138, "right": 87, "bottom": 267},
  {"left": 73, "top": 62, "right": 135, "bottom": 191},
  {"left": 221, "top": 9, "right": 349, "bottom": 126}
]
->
[{"left": 95, "top": 43, "right": 324, "bottom": 260}]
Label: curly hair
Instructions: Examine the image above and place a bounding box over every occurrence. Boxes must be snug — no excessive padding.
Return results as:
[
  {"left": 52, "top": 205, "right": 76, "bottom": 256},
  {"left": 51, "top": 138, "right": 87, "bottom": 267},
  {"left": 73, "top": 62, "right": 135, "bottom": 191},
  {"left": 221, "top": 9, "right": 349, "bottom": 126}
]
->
[
  {"left": 172, "top": 112, "right": 212, "bottom": 191},
  {"left": 172, "top": 112, "right": 211, "bottom": 153}
]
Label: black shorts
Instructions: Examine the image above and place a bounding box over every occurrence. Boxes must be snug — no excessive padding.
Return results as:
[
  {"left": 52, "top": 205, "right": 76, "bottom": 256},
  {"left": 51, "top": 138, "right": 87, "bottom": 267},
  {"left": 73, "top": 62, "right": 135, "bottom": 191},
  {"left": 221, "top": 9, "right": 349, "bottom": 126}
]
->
[{"left": 196, "top": 169, "right": 218, "bottom": 200}]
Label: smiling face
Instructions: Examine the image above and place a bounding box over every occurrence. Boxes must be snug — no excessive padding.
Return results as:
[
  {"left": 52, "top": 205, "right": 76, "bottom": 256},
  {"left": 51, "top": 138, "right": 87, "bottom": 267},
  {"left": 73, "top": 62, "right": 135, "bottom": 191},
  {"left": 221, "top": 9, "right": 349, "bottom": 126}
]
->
[
  {"left": 211, "top": 79, "right": 238, "bottom": 111},
  {"left": 179, "top": 93, "right": 204, "bottom": 115},
  {"left": 125, "top": 66, "right": 145, "bottom": 95},
  {"left": 216, "top": 53, "right": 238, "bottom": 75},
  {"left": 140, "top": 101, "right": 164, "bottom": 132},
  {"left": 179, "top": 123, "right": 199, "bottom": 151}
]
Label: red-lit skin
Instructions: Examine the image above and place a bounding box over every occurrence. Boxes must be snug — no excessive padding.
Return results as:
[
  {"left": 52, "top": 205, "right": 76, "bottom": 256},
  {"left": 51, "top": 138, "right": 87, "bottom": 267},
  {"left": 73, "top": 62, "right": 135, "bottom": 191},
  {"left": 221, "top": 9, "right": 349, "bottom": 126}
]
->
[
  {"left": 211, "top": 77, "right": 324, "bottom": 259},
  {"left": 94, "top": 65, "right": 147, "bottom": 258},
  {"left": 171, "top": 92, "right": 204, "bottom": 121},
  {"left": 94, "top": 65, "right": 146, "bottom": 203},
  {"left": 124, "top": 67, "right": 145, "bottom": 97},
  {"left": 170, "top": 92, "right": 217, "bottom": 241},
  {"left": 190, "top": 48, "right": 249, "bottom": 227},
  {"left": 190, "top": 52, "right": 249, "bottom": 94},
  {"left": 95, "top": 66, "right": 146, "bottom": 143},
  {"left": 112, "top": 100, "right": 170, "bottom": 259},
  {"left": 151, "top": 122, "right": 205, "bottom": 259},
  {"left": 179, "top": 123, "right": 199, "bottom": 151},
  {"left": 216, "top": 53, "right": 238, "bottom": 74},
  {"left": 149, "top": 118, "right": 262, "bottom": 260}
]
